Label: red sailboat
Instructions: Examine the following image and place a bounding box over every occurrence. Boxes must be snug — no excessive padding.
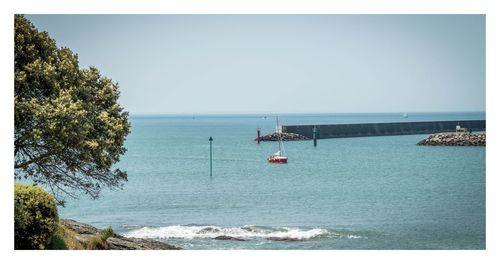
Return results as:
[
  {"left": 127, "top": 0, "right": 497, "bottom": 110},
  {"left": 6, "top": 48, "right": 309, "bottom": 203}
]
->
[{"left": 268, "top": 117, "right": 288, "bottom": 163}]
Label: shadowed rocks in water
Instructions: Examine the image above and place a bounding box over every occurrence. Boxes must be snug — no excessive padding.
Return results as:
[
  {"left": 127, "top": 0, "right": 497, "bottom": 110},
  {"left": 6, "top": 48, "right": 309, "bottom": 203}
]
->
[
  {"left": 214, "top": 235, "right": 245, "bottom": 241},
  {"left": 197, "top": 227, "right": 221, "bottom": 234},
  {"left": 268, "top": 237, "right": 302, "bottom": 242}
]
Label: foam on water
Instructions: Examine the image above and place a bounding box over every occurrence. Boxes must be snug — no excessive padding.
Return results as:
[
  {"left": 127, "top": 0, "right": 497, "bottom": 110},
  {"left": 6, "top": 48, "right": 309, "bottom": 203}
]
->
[{"left": 123, "top": 225, "right": 353, "bottom": 241}]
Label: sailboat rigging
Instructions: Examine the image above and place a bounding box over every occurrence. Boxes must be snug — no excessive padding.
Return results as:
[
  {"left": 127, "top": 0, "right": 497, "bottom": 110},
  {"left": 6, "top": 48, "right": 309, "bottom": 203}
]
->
[{"left": 267, "top": 117, "right": 288, "bottom": 163}]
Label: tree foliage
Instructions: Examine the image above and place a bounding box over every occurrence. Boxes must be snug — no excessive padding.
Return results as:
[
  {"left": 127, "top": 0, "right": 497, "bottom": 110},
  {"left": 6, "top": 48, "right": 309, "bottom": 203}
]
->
[{"left": 14, "top": 15, "right": 130, "bottom": 203}]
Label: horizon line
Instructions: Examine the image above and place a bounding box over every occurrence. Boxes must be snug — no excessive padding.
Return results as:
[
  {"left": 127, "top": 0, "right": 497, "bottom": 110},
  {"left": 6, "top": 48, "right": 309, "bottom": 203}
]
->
[{"left": 127, "top": 110, "right": 486, "bottom": 116}]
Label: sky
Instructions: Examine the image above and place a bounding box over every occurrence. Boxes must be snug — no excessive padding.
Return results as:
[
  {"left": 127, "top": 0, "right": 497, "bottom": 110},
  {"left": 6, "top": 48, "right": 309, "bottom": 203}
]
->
[{"left": 26, "top": 15, "right": 485, "bottom": 114}]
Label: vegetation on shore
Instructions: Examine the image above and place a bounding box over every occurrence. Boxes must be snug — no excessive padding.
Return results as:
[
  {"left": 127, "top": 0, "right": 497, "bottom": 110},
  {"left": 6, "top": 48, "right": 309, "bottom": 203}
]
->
[
  {"left": 15, "top": 182, "right": 176, "bottom": 250},
  {"left": 14, "top": 183, "right": 58, "bottom": 249},
  {"left": 45, "top": 222, "right": 118, "bottom": 250},
  {"left": 14, "top": 182, "right": 114, "bottom": 250}
]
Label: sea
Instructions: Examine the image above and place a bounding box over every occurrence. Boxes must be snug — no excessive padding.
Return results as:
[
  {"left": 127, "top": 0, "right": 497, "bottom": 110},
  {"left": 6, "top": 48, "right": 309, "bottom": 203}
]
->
[{"left": 58, "top": 112, "right": 486, "bottom": 249}]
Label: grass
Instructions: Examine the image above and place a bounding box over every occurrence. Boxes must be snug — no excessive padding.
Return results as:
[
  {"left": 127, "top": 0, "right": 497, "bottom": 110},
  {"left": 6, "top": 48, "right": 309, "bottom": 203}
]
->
[
  {"left": 100, "top": 227, "right": 114, "bottom": 241},
  {"left": 46, "top": 223, "right": 83, "bottom": 250},
  {"left": 84, "top": 227, "right": 115, "bottom": 250},
  {"left": 46, "top": 223, "right": 115, "bottom": 250},
  {"left": 46, "top": 228, "right": 68, "bottom": 250},
  {"left": 85, "top": 236, "right": 108, "bottom": 250}
]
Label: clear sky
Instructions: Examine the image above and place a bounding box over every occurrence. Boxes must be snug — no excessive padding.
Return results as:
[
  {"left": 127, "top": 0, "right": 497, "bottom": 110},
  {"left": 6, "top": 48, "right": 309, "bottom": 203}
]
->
[{"left": 26, "top": 15, "right": 485, "bottom": 114}]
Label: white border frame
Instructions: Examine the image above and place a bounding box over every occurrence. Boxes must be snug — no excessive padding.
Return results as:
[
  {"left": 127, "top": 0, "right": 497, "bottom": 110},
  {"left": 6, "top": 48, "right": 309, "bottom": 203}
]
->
[{"left": 1, "top": 1, "right": 497, "bottom": 264}]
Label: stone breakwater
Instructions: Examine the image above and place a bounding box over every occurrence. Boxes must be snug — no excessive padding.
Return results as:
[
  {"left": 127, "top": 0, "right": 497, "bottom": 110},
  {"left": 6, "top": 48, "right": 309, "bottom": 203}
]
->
[
  {"left": 283, "top": 120, "right": 486, "bottom": 139},
  {"left": 417, "top": 132, "right": 485, "bottom": 146},
  {"left": 256, "top": 132, "right": 309, "bottom": 141}
]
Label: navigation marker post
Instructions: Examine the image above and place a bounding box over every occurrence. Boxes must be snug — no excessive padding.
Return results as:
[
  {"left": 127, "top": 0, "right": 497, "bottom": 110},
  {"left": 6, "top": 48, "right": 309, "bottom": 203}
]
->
[
  {"left": 313, "top": 126, "right": 317, "bottom": 147},
  {"left": 209, "top": 136, "right": 213, "bottom": 177}
]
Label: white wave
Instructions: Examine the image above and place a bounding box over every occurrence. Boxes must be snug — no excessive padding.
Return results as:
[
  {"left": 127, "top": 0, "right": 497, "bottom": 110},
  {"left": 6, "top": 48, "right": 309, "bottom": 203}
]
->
[{"left": 123, "top": 225, "right": 333, "bottom": 241}]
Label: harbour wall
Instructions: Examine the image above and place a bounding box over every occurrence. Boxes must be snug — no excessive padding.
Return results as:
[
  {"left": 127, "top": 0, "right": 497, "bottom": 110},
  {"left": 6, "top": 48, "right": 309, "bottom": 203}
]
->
[{"left": 282, "top": 120, "right": 486, "bottom": 139}]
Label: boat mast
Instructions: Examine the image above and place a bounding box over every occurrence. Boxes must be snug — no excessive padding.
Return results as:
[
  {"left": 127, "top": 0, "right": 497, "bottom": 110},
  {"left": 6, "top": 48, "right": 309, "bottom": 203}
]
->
[{"left": 276, "top": 117, "right": 283, "bottom": 154}]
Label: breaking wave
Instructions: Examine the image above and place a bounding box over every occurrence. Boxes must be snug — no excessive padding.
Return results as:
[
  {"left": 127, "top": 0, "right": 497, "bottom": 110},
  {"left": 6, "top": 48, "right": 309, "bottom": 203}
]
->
[{"left": 123, "top": 225, "right": 362, "bottom": 241}]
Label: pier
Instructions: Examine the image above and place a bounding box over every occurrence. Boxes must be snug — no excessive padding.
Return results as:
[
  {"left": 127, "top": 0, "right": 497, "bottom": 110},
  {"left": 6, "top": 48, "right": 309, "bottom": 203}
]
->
[{"left": 282, "top": 120, "right": 486, "bottom": 139}]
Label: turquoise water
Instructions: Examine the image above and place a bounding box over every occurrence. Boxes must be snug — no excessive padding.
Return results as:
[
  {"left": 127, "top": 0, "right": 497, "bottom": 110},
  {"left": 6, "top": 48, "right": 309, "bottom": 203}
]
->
[{"left": 59, "top": 112, "right": 485, "bottom": 249}]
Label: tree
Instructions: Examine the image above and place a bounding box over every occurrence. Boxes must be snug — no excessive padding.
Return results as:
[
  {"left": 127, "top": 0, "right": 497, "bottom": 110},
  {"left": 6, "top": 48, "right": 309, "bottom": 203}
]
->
[{"left": 14, "top": 15, "right": 131, "bottom": 204}]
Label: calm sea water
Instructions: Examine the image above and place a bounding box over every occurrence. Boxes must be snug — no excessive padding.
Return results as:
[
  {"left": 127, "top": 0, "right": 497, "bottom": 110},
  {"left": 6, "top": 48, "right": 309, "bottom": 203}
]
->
[{"left": 59, "top": 112, "right": 485, "bottom": 249}]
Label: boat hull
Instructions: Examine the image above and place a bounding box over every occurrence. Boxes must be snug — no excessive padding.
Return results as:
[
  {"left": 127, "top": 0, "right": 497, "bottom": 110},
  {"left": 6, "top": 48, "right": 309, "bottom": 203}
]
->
[{"left": 267, "top": 157, "right": 288, "bottom": 163}]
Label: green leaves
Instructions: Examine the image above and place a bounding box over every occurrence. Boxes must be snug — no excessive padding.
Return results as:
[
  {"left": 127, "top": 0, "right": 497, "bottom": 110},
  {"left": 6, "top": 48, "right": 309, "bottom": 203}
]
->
[
  {"left": 15, "top": 183, "right": 59, "bottom": 249},
  {"left": 14, "top": 15, "right": 130, "bottom": 203}
]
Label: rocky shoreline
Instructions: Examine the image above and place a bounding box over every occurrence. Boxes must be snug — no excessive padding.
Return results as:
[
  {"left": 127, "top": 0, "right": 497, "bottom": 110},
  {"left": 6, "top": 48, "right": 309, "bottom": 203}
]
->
[
  {"left": 417, "top": 132, "right": 485, "bottom": 146},
  {"left": 256, "top": 132, "right": 309, "bottom": 141},
  {"left": 60, "top": 219, "right": 181, "bottom": 250}
]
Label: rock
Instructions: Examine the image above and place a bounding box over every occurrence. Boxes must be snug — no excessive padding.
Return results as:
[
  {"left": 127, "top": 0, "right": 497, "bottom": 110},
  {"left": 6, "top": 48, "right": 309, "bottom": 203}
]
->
[
  {"left": 107, "top": 236, "right": 181, "bottom": 250},
  {"left": 60, "top": 219, "right": 181, "bottom": 250},
  {"left": 197, "top": 227, "right": 220, "bottom": 234},
  {"left": 417, "top": 132, "right": 486, "bottom": 146},
  {"left": 60, "top": 219, "right": 101, "bottom": 245},
  {"left": 268, "top": 237, "right": 302, "bottom": 242},
  {"left": 61, "top": 219, "right": 99, "bottom": 235},
  {"left": 256, "top": 132, "right": 309, "bottom": 141},
  {"left": 214, "top": 235, "right": 245, "bottom": 241}
]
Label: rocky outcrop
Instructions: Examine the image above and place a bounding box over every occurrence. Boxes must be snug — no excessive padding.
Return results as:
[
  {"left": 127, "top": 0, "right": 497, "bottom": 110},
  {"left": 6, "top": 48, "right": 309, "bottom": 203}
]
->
[
  {"left": 417, "top": 132, "right": 486, "bottom": 146},
  {"left": 214, "top": 235, "right": 245, "bottom": 241},
  {"left": 256, "top": 132, "right": 309, "bottom": 141},
  {"left": 61, "top": 219, "right": 100, "bottom": 235},
  {"left": 106, "top": 236, "right": 180, "bottom": 250},
  {"left": 60, "top": 219, "right": 180, "bottom": 250},
  {"left": 268, "top": 237, "right": 301, "bottom": 242},
  {"left": 197, "top": 227, "right": 220, "bottom": 234}
]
